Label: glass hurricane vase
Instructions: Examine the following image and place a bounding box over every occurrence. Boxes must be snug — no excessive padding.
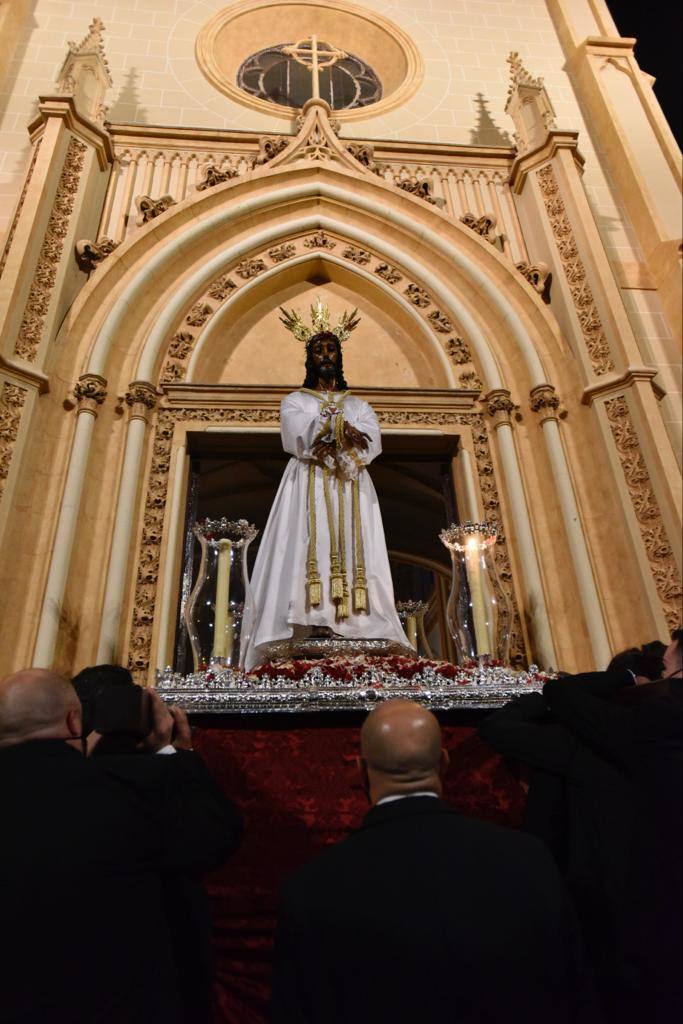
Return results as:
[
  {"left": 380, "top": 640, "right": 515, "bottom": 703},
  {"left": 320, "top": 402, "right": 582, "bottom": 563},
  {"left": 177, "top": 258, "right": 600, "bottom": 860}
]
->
[
  {"left": 183, "top": 517, "right": 258, "bottom": 671},
  {"left": 439, "top": 521, "right": 511, "bottom": 666},
  {"left": 396, "top": 599, "right": 433, "bottom": 658}
]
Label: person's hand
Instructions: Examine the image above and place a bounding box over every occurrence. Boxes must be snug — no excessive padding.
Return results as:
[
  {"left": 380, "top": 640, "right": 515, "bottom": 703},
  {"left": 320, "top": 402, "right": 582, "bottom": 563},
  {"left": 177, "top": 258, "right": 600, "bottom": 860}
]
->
[
  {"left": 143, "top": 688, "right": 175, "bottom": 752},
  {"left": 343, "top": 423, "right": 370, "bottom": 451},
  {"left": 311, "top": 437, "right": 336, "bottom": 462},
  {"left": 170, "top": 706, "right": 193, "bottom": 750}
]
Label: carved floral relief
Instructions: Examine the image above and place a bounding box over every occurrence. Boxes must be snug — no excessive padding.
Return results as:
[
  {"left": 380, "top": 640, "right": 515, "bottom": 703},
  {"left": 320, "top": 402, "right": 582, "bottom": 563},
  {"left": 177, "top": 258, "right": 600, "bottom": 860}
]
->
[
  {"left": 0, "top": 382, "right": 28, "bottom": 503},
  {"left": 605, "top": 396, "right": 681, "bottom": 630},
  {"left": 15, "top": 138, "right": 87, "bottom": 362}
]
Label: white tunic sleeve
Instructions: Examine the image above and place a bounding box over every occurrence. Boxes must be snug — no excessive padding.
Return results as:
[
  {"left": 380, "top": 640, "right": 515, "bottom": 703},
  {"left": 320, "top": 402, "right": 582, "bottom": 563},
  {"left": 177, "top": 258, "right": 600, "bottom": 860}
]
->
[
  {"left": 342, "top": 396, "right": 382, "bottom": 467},
  {"left": 280, "top": 392, "right": 328, "bottom": 459}
]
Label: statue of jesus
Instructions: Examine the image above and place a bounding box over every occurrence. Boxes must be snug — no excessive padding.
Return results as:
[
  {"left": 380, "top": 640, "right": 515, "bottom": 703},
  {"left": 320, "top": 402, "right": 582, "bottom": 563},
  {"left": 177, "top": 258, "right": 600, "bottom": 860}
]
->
[{"left": 240, "top": 299, "right": 409, "bottom": 670}]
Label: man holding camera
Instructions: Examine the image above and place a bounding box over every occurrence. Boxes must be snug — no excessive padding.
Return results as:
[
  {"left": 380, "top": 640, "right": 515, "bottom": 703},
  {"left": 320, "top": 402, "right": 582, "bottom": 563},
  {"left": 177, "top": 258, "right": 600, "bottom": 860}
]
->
[{"left": 0, "top": 667, "right": 242, "bottom": 1024}]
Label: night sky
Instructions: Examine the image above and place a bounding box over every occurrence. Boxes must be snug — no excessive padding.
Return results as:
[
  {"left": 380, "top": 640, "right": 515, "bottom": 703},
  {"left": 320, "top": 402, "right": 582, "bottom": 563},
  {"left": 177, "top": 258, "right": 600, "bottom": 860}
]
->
[{"left": 609, "top": 0, "right": 682, "bottom": 146}]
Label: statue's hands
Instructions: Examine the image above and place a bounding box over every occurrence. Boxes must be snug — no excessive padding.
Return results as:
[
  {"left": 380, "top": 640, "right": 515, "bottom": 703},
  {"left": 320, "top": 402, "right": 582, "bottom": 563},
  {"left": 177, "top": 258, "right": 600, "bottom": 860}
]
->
[
  {"left": 343, "top": 422, "right": 370, "bottom": 451},
  {"left": 311, "top": 437, "right": 336, "bottom": 462}
]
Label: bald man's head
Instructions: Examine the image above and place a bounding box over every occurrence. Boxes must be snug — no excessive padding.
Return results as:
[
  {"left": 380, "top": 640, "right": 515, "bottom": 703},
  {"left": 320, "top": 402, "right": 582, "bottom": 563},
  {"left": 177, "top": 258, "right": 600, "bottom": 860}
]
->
[
  {"left": 0, "top": 669, "right": 82, "bottom": 748},
  {"left": 359, "top": 699, "right": 447, "bottom": 804}
]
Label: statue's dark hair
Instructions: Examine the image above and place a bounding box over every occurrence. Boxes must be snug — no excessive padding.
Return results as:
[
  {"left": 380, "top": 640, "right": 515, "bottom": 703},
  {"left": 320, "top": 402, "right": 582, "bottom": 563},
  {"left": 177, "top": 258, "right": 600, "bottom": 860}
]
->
[{"left": 302, "top": 331, "right": 348, "bottom": 390}]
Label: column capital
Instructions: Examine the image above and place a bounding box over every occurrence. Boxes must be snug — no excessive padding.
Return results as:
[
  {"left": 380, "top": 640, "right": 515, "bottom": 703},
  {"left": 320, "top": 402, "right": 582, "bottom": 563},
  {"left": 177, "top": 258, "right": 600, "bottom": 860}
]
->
[
  {"left": 529, "top": 384, "right": 566, "bottom": 423},
  {"left": 482, "top": 389, "right": 519, "bottom": 429},
  {"left": 124, "top": 380, "right": 158, "bottom": 422},
  {"left": 73, "top": 373, "right": 107, "bottom": 415}
]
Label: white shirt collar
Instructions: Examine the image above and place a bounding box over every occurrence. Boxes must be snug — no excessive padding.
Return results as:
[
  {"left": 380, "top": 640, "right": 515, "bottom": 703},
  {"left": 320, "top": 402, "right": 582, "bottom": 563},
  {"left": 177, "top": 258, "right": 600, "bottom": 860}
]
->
[{"left": 376, "top": 791, "right": 439, "bottom": 806}]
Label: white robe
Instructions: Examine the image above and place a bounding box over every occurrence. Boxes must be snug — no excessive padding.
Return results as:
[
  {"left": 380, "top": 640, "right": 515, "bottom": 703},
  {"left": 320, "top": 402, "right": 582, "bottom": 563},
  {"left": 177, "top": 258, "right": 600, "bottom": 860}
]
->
[{"left": 241, "top": 389, "right": 408, "bottom": 669}]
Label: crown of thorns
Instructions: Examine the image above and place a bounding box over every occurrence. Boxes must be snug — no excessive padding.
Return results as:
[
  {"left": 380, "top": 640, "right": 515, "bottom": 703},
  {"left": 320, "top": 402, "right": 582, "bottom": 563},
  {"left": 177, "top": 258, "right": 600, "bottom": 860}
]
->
[{"left": 278, "top": 297, "right": 361, "bottom": 345}]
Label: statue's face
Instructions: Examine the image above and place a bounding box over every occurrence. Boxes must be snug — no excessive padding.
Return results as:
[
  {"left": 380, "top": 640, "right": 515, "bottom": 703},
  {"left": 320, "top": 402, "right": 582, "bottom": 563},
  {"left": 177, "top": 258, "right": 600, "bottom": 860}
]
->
[{"left": 310, "top": 337, "right": 339, "bottom": 379}]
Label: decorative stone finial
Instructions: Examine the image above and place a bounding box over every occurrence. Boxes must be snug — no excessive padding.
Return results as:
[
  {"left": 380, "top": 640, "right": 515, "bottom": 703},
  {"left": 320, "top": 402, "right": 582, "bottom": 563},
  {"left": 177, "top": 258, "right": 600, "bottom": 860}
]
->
[
  {"left": 505, "top": 52, "right": 556, "bottom": 154},
  {"left": 56, "top": 18, "right": 113, "bottom": 121}
]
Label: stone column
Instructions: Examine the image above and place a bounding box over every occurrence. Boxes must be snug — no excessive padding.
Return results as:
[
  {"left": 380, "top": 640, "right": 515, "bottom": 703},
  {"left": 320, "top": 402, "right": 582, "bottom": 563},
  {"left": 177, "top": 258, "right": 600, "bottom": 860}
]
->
[
  {"left": 33, "top": 374, "right": 107, "bottom": 667},
  {"left": 530, "top": 384, "right": 612, "bottom": 667},
  {"left": 96, "top": 382, "right": 158, "bottom": 664},
  {"left": 483, "top": 390, "right": 557, "bottom": 668}
]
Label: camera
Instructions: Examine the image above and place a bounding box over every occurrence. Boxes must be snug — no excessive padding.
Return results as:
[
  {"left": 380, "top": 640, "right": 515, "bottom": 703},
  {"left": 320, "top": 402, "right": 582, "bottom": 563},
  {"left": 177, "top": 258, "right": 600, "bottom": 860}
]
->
[{"left": 72, "top": 665, "right": 154, "bottom": 739}]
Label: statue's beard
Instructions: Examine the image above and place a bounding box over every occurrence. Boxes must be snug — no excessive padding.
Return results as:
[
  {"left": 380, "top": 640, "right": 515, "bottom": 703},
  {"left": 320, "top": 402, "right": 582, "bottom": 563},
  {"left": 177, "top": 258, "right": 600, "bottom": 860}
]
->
[{"left": 318, "top": 363, "right": 336, "bottom": 382}]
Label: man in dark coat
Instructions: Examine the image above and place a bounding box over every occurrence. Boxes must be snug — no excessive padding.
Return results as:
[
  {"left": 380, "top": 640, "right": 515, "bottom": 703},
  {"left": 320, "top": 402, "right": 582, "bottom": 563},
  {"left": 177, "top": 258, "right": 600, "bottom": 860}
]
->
[
  {"left": 271, "top": 698, "right": 593, "bottom": 1024},
  {"left": 0, "top": 668, "right": 242, "bottom": 1024},
  {"left": 543, "top": 631, "right": 683, "bottom": 1024}
]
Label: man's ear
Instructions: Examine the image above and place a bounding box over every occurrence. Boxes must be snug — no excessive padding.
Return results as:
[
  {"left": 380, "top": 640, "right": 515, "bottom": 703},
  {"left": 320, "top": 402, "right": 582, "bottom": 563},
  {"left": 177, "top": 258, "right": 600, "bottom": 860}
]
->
[{"left": 66, "top": 706, "right": 82, "bottom": 739}]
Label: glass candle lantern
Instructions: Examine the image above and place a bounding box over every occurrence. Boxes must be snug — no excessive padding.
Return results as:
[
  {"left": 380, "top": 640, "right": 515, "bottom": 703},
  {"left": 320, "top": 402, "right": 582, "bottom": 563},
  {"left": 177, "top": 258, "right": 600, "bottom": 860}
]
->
[
  {"left": 183, "top": 517, "right": 258, "bottom": 671},
  {"left": 439, "top": 521, "right": 511, "bottom": 665}
]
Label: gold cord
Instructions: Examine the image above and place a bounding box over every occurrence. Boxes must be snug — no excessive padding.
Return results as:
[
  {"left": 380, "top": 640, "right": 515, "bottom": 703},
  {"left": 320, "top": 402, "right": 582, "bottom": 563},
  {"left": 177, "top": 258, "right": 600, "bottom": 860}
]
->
[
  {"left": 336, "top": 474, "right": 349, "bottom": 620},
  {"left": 322, "top": 466, "right": 344, "bottom": 602},
  {"left": 306, "top": 463, "right": 321, "bottom": 606},
  {"left": 352, "top": 477, "right": 368, "bottom": 612}
]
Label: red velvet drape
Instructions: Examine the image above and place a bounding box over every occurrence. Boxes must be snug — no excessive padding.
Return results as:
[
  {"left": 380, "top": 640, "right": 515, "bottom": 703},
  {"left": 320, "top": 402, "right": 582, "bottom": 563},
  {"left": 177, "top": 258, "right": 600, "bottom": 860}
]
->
[{"left": 193, "top": 718, "right": 523, "bottom": 1023}]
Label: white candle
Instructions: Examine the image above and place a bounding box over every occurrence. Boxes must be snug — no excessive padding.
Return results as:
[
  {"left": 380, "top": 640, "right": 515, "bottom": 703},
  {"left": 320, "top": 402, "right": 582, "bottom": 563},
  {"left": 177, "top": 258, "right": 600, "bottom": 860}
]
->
[
  {"left": 212, "top": 539, "right": 232, "bottom": 660},
  {"left": 406, "top": 614, "right": 418, "bottom": 650},
  {"left": 465, "top": 536, "right": 491, "bottom": 657}
]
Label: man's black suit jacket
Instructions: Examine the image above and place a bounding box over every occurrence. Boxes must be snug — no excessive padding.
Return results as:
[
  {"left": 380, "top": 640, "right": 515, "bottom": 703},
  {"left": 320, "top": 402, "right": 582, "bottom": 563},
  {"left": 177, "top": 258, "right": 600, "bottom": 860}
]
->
[
  {"left": 0, "top": 740, "right": 242, "bottom": 1024},
  {"left": 271, "top": 796, "right": 592, "bottom": 1024}
]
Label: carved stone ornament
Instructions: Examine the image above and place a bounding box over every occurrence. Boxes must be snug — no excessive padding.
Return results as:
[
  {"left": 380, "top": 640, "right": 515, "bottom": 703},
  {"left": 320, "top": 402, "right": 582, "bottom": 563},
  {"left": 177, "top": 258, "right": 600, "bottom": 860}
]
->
[
  {"left": 459, "top": 370, "right": 483, "bottom": 391},
  {"left": 483, "top": 389, "right": 518, "bottom": 425},
  {"left": 404, "top": 283, "right": 431, "bottom": 308},
  {"left": 396, "top": 177, "right": 436, "bottom": 204},
  {"left": 73, "top": 374, "right": 107, "bottom": 413},
  {"left": 605, "top": 396, "right": 682, "bottom": 631},
  {"left": 128, "top": 406, "right": 526, "bottom": 676},
  {"left": 207, "top": 275, "right": 236, "bottom": 301},
  {"left": 346, "top": 142, "right": 379, "bottom": 174},
  {"left": 445, "top": 337, "right": 472, "bottom": 365},
  {"left": 75, "top": 236, "right": 119, "bottom": 272},
  {"left": 303, "top": 232, "right": 336, "bottom": 251},
  {"left": 268, "top": 244, "right": 296, "bottom": 263},
  {"left": 516, "top": 260, "right": 551, "bottom": 301},
  {"left": 234, "top": 258, "right": 267, "bottom": 279},
  {"left": 529, "top": 384, "right": 564, "bottom": 421},
  {"left": 125, "top": 382, "right": 157, "bottom": 418},
  {"left": 342, "top": 246, "right": 372, "bottom": 265},
  {"left": 460, "top": 212, "right": 498, "bottom": 244},
  {"left": 505, "top": 52, "right": 556, "bottom": 154},
  {"left": 185, "top": 303, "right": 213, "bottom": 327},
  {"left": 135, "top": 194, "right": 176, "bottom": 226},
  {"left": 168, "top": 332, "right": 194, "bottom": 360},
  {"left": 15, "top": 138, "right": 87, "bottom": 362},
  {"left": 56, "top": 18, "right": 113, "bottom": 121},
  {"left": 427, "top": 310, "right": 453, "bottom": 334},
  {"left": 0, "top": 382, "right": 28, "bottom": 502},
  {"left": 195, "top": 162, "right": 239, "bottom": 191},
  {"left": 375, "top": 263, "right": 403, "bottom": 284},
  {"left": 536, "top": 165, "right": 615, "bottom": 376},
  {"left": 253, "top": 136, "right": 290, "bottom": 165}
]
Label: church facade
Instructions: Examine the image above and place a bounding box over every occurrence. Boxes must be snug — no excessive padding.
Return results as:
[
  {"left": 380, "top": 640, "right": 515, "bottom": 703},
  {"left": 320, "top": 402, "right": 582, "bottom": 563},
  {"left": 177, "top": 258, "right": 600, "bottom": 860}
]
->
[{"left": 0, "top": 0, "right": 680, "bottom": 679}]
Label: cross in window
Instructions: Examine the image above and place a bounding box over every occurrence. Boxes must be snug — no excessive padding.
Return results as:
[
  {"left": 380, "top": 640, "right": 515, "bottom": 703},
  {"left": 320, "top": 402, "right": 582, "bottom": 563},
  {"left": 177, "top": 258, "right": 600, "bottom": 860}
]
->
[{"left": 282, "top": 35, "right": 347, "bottom": 101}]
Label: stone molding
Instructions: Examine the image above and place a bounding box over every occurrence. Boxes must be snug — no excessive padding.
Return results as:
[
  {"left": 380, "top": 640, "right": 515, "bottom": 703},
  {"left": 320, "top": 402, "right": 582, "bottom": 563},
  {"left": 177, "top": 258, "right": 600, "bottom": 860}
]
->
[
  {"left": 0, "top": 381, "right": 28, "bottom": 505},
  {"left": 157, "top": 229, "right": 481, "bottom": 390},
  {"left": 536, "top": 163, "right": 615, "bottom": 376},
  {"left": 508, "top": 130, "right": 583, "bottom": 195},
  {"left": 604, "top": 395, "right": 681, "bottom": 631},
  {"left": 0, "top": 139, "right": 41, "bottom": 281},
  {"left": 581, "top": 365, "right": 665, "bottom": 406},
  {"left": 128, "top": 399, "right": 525, "bottom": 676},
  {"left": 28, "top": 96, "right": 113, "bottom": 169},
  {"left": 15, "top": 137, "right": 87, "bottom": 363}
]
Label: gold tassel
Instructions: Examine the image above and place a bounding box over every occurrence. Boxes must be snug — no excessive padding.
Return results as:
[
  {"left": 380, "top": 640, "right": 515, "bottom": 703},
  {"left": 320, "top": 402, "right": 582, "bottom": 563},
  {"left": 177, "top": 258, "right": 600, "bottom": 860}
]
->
[
  {"left": 337, "top": 597, "right": 349, "bottom": 621},
  {"left": 307, "top": 578, "right": 322, "bottom": 607},
  {"left": 353, "top": 584, "right": 368, "bottom": 612},
  {"left": 330, "top": 574, "right": 344, "bottom": 600},
  {"left": 352, "top": 478, "right": 369, "bottom": 614}
]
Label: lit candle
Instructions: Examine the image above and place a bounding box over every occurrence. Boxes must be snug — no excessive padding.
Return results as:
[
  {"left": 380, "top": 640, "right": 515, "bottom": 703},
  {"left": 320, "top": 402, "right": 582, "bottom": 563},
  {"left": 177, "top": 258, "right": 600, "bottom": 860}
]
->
[
  {"left": 212, "top": 538, "right": 232, "bottom": 661},
  {"left": 406, "top": 614, "right": 418, "bottom": 649},
  {"left": 464, "top": 535, "right": 491, "bottom": 657}
]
